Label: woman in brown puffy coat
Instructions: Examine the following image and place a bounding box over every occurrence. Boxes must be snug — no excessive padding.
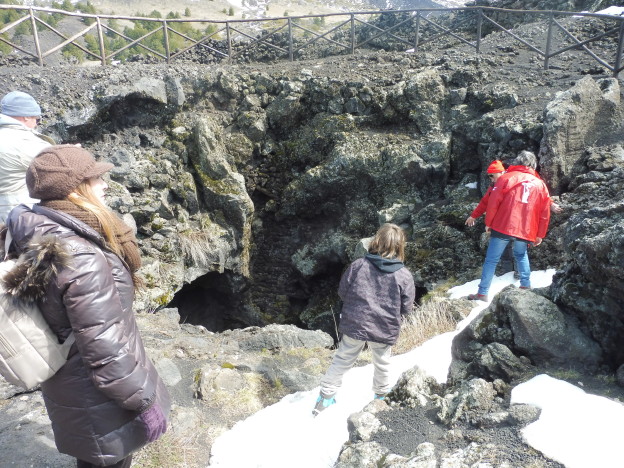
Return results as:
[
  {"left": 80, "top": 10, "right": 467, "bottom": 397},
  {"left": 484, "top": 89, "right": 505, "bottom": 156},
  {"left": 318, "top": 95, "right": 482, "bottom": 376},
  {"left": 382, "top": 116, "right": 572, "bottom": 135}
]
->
[{"left": 4, "top": 145, "right": 170, "bottom": 468}]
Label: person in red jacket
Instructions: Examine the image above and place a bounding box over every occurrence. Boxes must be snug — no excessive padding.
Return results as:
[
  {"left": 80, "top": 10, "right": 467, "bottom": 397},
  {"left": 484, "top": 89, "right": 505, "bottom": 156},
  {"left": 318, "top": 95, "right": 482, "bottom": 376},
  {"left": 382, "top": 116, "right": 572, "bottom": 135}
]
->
[
  {"left": 467, "top": 150, "right": 551, "bottom": 301},
  {"left": 466, "top": 160, "right": 516, "bottom": 276},
  {"left": 465, "top": 159, "right": 505, "bottom": 227}
]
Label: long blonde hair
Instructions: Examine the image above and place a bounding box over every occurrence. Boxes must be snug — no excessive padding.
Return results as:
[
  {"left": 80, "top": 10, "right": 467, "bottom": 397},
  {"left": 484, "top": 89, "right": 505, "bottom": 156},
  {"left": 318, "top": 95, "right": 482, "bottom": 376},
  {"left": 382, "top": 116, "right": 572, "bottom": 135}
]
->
[
  {"left": 368, "top": 223, "right": 406, "bottom": 262},
  {"left": 67, "top": 180, "right": 122, "bottom": 257}
]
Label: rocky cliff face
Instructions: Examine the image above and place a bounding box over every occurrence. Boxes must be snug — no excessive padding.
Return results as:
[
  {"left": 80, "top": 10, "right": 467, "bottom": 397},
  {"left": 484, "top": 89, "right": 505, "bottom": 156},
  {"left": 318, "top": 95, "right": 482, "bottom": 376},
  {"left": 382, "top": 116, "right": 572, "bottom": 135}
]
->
[
  {"left": 1, "top": 5, "right": 623, "bottom": 466},
  {"left": 4, "top": 17, "right": 619, "bottom": 335}
]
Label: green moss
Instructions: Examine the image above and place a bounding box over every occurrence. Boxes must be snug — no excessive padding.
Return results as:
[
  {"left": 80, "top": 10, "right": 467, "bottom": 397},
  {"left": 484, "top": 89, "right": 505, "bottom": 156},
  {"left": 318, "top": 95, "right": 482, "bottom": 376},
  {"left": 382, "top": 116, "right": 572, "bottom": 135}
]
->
[
  {"left": 155, "top": 292, "right": 173, "bottom": 307},
  {"left": 221, "top": 362, "right": 236, "bottom": 369},
  {"left": 413, "top": 248, "right": 434, "bottom": 263},
  {"left": 197, "top": 170, "right": 244, "bottom": 197},
  {"left": 198, "top": 215, "right": 214, "bottom": 230},
  {"left": 144, "top": 273, "right": 157, "bottom": 289},
  {"left": 273, "top": 377, "right": 283, "bottom": 390},
  {"left": 473, "top": 310, "right": 497, "bottom": 335},
  {"left": 151, "top": 220, "right": 165, "bottom": 231},
  {"left": 548, "top": 369, "right": 582, "bottom": 380}
]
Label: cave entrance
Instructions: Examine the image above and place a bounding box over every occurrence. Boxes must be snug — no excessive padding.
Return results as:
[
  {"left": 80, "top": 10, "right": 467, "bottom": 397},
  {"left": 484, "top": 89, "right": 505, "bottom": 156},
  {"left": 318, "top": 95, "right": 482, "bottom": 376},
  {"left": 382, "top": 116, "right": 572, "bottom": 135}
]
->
[
  {"left": 167, "top": 271, "right": 247, "bottom": 332},
  {"left": 415, "top": 286, "right": 429, "bottom": 304}
]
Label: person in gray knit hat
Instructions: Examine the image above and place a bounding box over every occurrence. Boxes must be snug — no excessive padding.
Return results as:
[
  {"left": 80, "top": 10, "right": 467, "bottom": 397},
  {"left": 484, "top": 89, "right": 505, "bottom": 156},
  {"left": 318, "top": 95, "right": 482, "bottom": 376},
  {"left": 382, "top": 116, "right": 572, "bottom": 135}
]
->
[
  {"left": 4, "top": 145, "right": 170, "bottom": 468},
  {"left": 0, "top": 91, "right": 55, "bottom": 221}
]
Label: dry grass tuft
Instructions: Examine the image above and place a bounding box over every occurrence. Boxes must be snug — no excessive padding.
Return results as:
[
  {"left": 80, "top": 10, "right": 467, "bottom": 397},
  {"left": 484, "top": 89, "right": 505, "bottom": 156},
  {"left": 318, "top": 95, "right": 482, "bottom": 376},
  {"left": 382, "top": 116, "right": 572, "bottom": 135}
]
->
[
  {"left": 178, "top": 229, "right": 225, "bottom": 268},
  {"left": 133, "top": 430, "right": 202, "bottom": 468},
  {"left": 393, "top": 297, "right": 461, "bottom": 355}
]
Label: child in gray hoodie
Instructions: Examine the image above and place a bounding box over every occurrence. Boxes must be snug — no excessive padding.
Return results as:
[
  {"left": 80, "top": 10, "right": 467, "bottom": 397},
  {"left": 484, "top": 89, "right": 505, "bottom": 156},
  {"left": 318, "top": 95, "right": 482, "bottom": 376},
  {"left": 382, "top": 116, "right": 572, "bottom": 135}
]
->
[{"left": 313, "top": 223, "right": 415, "bottom": 416}]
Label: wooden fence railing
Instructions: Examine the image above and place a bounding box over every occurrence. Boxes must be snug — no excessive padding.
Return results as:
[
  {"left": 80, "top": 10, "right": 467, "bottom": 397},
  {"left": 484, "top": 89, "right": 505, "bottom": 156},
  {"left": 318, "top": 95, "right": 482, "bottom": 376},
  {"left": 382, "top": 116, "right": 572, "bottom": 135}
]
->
[{"left": 0, "top": 5, "right": 623, "bottom": 76}]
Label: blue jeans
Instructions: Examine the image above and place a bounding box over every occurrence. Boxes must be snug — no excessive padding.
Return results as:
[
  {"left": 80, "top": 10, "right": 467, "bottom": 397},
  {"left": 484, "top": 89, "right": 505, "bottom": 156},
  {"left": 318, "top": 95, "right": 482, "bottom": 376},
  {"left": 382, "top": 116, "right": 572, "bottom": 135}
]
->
[{"left": 478, "top": 235, "right": 531, "bottom": 296}]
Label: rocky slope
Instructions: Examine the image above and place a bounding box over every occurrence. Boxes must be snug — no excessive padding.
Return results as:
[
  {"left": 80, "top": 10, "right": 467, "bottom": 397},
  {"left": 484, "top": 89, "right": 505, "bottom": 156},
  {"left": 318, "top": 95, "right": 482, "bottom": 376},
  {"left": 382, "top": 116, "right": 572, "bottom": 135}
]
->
[{"left": 0, "top": 4, "right": 623, "bottom": 467}]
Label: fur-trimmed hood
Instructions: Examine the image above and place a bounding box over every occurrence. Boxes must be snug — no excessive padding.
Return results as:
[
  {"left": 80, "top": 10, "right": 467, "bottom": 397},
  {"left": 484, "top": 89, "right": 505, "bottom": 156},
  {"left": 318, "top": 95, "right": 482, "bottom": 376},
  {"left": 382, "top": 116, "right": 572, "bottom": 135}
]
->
[{"left": 1, "top": 234, "right": 72, "bottom": 303}]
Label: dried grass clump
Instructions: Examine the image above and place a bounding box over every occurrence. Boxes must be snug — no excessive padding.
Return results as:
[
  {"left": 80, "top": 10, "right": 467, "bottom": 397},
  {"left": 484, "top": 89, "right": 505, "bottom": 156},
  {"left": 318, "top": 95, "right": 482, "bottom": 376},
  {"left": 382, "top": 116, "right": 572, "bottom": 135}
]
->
[
  {"left": 393, "top": 298, "right": 461, "bottom": 355},
  {"left": 133, "top": 429, "right": 202, "bottom": 468},
  {"left": 178, "top": 229, "right": 225, "bottom": 269}
]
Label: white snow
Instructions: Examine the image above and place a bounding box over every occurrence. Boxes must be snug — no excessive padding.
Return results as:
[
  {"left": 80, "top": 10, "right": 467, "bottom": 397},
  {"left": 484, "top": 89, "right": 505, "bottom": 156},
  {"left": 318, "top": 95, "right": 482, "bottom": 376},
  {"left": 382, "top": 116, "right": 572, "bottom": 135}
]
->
[
  {"left": 594, "top": 7, "right": 624, "bottom": 16},
  {"left": 576, "top": 7, "right": 624, "bottom": 17},
  {"left": 209, "top": 274, "right": 624, "bottom": 468}
]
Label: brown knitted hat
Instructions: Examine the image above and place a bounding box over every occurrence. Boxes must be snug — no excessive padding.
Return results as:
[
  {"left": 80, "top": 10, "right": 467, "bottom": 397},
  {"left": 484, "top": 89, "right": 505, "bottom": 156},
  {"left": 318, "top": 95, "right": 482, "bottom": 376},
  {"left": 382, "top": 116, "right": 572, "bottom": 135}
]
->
[{"left": 27, "top": 145, "right": 114, "bottom": 200}]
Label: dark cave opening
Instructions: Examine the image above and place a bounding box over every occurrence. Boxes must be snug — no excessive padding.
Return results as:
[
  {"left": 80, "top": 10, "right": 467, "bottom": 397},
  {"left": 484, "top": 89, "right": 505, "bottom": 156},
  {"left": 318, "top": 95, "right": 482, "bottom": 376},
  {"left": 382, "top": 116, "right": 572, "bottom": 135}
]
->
[
  {"left": 167, "top": 271, "right": 248, "bottom": 332},
  {"left": 415, "top": 285, "right": 429, "bottom": 304}
]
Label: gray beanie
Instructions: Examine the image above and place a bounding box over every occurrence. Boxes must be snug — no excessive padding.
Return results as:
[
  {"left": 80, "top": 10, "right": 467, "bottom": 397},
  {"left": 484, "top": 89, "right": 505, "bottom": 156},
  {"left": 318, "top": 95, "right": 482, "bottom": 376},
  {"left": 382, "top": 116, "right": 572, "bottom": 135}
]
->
[
  {"left": 27, "top": 145, "right": 113, "bottom": 200},
  {"left": 1, "top": 91, "right": 41, "bottom": 117}
]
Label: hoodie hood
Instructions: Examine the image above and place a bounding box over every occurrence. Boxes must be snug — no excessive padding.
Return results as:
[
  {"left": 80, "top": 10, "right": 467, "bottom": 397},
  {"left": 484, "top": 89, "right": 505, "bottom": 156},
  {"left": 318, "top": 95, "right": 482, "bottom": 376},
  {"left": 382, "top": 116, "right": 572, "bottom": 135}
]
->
[
  {"left": 0, "top": 114, "right": 54, "bottom": 144},
  {"left": 0, "top": 113, "right": 27, "bottom": 128},
  {"left": 365, "top": 253, "right": 404, "bottom": 273}
]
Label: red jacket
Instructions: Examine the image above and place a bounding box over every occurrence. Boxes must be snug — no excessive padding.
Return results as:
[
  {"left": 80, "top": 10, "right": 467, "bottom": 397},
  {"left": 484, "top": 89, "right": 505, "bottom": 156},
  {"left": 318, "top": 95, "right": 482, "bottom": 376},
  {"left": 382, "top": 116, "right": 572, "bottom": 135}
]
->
[
  {"left": 470, "top": 185, "right": 494, "bottom": 219},
  {"left": 485, "top": 165, "right": 551, "bottom": 242}
]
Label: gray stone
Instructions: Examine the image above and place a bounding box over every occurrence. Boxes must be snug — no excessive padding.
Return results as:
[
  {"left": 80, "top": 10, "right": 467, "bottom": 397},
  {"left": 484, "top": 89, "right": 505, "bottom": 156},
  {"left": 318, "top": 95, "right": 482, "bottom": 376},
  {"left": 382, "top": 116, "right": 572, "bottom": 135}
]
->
[
  {"left": 391, "top": 365, "right": 441, "bottom": 409},
  {"left": 234, "top": 324, "right": 333, "bottom": 352},
  {"left": 508, "top": 403, "right": 541, "bottom": 425},
  {"left": 504, "top": 288, "right": 602, "bottom": 368},
  {"left": 539, "top": 76, "right": 623, "bottom": 193},
  {"left": 437, "top": 378, "right": 496, "bottom": 425},
  {"left": 347, "top": 411, "right": 384, "bottom": 442},
  {"left": 335, "top": 441, "right": 390, "bottom": 468},
  {"left": 154, "top": 357, "right": 183, "bottom": 387}
]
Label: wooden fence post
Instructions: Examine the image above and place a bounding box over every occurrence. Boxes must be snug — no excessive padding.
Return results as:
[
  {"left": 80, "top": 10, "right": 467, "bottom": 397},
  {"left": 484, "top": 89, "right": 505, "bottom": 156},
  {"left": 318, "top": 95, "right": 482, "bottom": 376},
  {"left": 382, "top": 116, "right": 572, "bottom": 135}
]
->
[
  {"left": 96, "top": 17, "right": 106, "bottom": 65},
  {"left": 163, "top": 20, "right": 171, "bottom": 63},
  {"left": 615, "top": 18, "right": 624, "bottom": 78},
  {"left": 476, "top": 8, "right": 483, "bottom": 54},
  {"left": 288, "top": 17, "right": 293, "bottom": 61},
  {"left": 414, "top": 11, "right": 420, "bottom": 53},
  {"left": 544, "top": 10, "right": 554, "bottom": 70},
  {"left": 29, "top": 8, "right": 43, "bottom": 66},
  {"left": 350, "top": 13, "right": 355, "bottom": 54},
  {"left": 226, "top": 22, "right": 232, "bottom": 63}
]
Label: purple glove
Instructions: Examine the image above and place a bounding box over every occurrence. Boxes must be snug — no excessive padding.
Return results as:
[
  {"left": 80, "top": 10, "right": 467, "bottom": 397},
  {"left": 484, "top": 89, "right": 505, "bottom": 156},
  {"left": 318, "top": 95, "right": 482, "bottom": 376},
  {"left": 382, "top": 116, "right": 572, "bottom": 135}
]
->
[{"left": 139, "top": 403, "right": 167, "bottom": 442}]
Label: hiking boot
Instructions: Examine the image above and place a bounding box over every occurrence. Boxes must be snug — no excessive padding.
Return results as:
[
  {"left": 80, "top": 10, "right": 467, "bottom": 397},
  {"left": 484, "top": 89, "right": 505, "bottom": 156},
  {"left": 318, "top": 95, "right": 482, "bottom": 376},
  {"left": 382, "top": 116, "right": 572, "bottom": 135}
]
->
[
  {"left": 466, "top": 293, "right": 488, "bottom": 302},
  {"left": 519, "top": 286, "right": 530, "bottom": 290},
  {"left": 374, "top": 393, "right": 387, "bottom": 400},
  {"left": 312, "top": 392, "right": 336, "bottom": 416}
]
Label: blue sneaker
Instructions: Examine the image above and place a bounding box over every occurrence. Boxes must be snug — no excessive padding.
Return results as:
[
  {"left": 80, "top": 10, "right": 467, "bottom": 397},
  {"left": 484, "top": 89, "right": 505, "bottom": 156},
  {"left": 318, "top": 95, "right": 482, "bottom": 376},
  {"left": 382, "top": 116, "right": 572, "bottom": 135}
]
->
[
  {"left": 312, "top": 393, "right": 336, "bottom": 416},
  {"left": 374, "top": 393, "right": 386, "bottom": 400}
]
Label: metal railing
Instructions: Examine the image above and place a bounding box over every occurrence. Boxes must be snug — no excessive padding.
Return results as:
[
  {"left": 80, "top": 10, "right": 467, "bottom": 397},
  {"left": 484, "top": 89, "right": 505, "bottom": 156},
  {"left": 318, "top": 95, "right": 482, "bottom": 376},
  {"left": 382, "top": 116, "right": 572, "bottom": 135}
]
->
[{"left": 0, "top": 5, "right": 623, "bottom": 76}]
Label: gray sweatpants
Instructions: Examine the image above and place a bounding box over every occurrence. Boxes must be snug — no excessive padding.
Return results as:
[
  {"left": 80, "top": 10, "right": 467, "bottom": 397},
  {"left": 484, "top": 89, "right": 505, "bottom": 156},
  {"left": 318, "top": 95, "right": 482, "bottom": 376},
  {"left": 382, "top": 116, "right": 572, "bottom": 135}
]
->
[{"left": 320, "top": 334, "right": 392, "bottom": 397}]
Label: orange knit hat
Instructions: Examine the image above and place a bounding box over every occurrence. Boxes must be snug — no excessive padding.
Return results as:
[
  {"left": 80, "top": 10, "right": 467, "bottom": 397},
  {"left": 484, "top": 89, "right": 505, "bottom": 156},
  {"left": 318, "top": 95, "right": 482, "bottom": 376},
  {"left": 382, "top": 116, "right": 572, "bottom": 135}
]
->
[{"left": 487, "top": 160, "right": 505, "bottom": 174}]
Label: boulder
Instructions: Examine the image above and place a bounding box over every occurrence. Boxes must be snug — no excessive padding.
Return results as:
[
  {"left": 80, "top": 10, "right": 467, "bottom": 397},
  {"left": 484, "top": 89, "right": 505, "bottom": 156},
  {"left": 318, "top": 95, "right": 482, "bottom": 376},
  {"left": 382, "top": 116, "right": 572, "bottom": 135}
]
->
[
  {"left": 539, "top": 77, "right": 622, "bottom": 193},
  {"left": 551, "top": 200, "right": 624, "bottom": 367},
  {"left": 437, "top": 378, "right": 496, "bottom": 425},
  {"left": 335, "top": 441, "right": 390, "bottom": 468},
  {"left": 233, "top": 324, "right": 333, "bottom": 351},
  {"left": 189, "top": 116, "right": 254, "bottom": 276},
  {"left": 451, "top": 286, "right": 601, "bottom": 383}
]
